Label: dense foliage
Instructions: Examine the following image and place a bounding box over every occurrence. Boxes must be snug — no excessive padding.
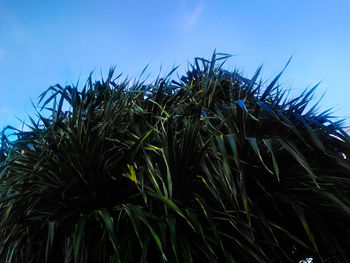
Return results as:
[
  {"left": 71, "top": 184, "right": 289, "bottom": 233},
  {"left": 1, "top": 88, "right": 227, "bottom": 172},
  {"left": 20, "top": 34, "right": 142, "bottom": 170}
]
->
[{"left": 1, "top": 53, "right": 350, "bottom": 262}]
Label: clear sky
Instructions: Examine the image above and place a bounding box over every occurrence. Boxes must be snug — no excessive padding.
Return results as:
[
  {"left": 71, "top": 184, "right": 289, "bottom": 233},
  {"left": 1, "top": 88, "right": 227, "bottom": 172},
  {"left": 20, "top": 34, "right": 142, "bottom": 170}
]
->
[{"left": 1, "top": 0, "right": 350, "bottom": 131}]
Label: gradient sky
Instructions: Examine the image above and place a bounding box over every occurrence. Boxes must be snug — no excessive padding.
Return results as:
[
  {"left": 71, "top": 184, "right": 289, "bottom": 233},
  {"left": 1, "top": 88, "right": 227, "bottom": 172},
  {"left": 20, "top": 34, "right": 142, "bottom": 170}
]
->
[{"left": 1, "top": 0, "right": 350, "bottom": 131}]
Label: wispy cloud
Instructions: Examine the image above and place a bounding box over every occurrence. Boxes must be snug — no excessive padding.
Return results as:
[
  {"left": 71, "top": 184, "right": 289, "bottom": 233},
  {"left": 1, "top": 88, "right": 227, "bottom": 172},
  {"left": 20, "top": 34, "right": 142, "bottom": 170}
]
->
[{"left": 184, "top": 2, "right": 205, "bottom": 28}]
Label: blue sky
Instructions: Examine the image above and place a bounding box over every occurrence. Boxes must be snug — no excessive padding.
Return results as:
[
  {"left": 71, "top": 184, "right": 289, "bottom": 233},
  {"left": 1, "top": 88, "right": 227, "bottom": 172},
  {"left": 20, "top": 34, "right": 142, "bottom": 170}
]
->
[{"left": 1, "top": 0, "right": 350, "bottom": 130}]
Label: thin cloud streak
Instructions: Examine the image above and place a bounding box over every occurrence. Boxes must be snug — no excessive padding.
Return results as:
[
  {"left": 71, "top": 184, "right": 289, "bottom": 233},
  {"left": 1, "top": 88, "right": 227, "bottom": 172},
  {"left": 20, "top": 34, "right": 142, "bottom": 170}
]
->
[{"left": 185, "top": 3, "right": 205, "bottom": 28}]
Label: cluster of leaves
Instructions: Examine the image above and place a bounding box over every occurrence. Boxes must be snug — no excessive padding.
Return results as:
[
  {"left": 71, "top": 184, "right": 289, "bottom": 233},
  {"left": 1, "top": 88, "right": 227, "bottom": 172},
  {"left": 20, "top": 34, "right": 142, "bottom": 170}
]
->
[{"left": 1, "top": 52, "right": 350, "bottom": 262}]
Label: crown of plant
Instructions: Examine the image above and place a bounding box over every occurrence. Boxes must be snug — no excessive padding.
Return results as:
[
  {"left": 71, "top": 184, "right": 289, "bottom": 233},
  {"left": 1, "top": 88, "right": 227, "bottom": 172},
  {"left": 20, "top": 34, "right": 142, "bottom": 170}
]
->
[{"left": 0, "top": 52, "right": 349, "bottom": 263}]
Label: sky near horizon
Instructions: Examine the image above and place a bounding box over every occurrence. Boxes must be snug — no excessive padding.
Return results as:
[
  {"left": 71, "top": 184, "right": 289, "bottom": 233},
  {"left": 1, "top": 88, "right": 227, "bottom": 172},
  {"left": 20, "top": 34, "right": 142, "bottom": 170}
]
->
[{"left": 0, "top": 0, "right": 350, "bottom": 131}]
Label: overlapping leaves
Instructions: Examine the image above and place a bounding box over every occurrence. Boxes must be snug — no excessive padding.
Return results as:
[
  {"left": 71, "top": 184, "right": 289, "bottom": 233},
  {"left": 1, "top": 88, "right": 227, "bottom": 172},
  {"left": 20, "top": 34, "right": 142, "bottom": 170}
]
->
[{"left": 0, "top": 52, "right": 350, "bottom": 262}]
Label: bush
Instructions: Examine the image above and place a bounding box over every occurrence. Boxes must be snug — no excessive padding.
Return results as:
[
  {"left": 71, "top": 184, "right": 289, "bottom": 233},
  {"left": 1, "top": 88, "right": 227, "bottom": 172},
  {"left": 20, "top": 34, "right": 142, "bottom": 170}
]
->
[{"left": 0, "top": 52, "right": 350, "bottom": 262}]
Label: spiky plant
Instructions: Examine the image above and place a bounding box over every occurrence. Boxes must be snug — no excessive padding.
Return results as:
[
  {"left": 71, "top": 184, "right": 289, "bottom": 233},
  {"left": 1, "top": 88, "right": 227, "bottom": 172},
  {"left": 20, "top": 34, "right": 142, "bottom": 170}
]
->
[{"left": 0, "top": 53, "right": 350, "bottom": 263}]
